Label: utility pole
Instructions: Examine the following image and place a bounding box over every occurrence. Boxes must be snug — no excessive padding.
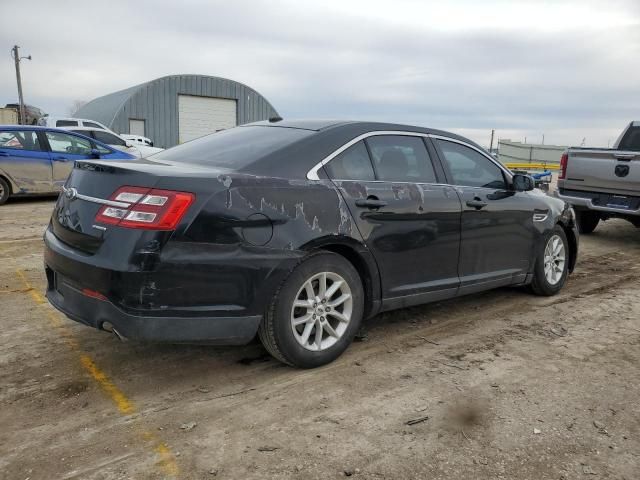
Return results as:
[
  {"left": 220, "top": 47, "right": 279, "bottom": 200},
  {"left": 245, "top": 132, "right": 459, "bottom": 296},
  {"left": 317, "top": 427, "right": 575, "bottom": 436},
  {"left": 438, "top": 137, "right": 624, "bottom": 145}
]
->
[
  {"left": 489, "top": 129, "right": 495, "bottom": 153},
  {"left": 11, "top": 45, "right": 31, "bottom": 125}
]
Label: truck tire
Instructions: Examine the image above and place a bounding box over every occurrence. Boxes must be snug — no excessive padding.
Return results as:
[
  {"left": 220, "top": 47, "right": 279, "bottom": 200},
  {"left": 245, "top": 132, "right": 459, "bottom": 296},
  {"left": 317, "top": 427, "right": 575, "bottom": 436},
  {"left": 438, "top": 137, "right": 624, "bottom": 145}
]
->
[
  {"left": 258, "top": 252, "right": 364, "bottom": 368},
  {"left": 531, "top": 225, "right": 569, "bottom": 296},
  {"left": 0, "top": 177, "right": 10, "bottom": 205},
  {"left": 576, "top": 210, "right": 600, "bottom": 234}
]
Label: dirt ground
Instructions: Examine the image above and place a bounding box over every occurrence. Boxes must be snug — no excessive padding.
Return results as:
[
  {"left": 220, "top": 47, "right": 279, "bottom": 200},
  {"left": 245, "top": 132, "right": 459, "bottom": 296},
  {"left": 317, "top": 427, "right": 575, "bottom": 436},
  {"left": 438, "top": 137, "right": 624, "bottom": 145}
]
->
[{"left": 1, "top": 197, "right": 639, "bottom": 480}]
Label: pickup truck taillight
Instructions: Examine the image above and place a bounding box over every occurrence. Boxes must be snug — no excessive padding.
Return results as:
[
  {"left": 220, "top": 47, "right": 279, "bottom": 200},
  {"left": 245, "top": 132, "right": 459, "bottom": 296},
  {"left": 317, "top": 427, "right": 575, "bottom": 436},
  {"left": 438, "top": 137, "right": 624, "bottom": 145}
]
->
[
  {"left": 95, "top": 186, "right": 195, "bottom": 230},
  {"left": 559, "top": 153, "right": 568, "bottom": 179}
]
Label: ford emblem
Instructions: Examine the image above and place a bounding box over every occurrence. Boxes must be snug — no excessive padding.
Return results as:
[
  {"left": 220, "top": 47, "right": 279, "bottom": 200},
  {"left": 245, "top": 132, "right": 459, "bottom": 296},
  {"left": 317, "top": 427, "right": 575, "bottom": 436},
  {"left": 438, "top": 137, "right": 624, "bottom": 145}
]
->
[{"left": 64, "top": 187, "right": 78, "bottom": 201}]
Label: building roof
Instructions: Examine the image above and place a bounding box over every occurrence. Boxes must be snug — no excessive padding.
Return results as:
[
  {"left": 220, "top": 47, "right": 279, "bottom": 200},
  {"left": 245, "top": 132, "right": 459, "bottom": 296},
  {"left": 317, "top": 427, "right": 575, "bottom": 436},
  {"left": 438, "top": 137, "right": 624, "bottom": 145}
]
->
[{"left": 75, "top": 74, "right": 278, "bottom": 129}]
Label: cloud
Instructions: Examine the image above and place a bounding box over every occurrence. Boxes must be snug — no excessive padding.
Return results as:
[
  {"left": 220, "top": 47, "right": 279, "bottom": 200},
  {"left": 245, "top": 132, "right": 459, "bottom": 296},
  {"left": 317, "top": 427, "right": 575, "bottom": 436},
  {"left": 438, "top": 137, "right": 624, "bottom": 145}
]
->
[{"left": 1, "top": 0, "right": 638, "bottom": 147}]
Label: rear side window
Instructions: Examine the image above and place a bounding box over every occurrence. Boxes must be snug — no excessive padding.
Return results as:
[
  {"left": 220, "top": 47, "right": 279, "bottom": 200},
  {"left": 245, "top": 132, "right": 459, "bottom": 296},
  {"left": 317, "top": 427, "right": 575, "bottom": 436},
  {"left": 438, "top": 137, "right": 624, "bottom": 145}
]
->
[
  {"left": 617, "top": 126, "right": 640, "bottom": 151},
  {"left": 0, "top": 130, "right": 42, "bottom": 151},
  {"left": 153, "top": 126, "right": 313, "bottom": 169},
  {"left": 437, "top": 139, "right": 506, "bottom": 189},
  {"left": 56, "top": 120, "right": 78, "bottom": 127},
  {"left": 366, "top": 135, "right": 437, "bottom": 183},
  {"left": 324, "top": 141, "right": 375, "bottom": 180}
]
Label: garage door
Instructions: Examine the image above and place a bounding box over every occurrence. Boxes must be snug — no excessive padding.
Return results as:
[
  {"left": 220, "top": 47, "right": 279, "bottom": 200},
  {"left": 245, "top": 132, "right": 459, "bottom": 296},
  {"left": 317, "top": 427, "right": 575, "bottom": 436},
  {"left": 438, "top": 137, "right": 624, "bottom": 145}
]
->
[
  {"left": 178, "top": 95, "right": 237, "bottom": 143},
  {"left": 129, "top": 119, "right": 145, "bottom": 136}
]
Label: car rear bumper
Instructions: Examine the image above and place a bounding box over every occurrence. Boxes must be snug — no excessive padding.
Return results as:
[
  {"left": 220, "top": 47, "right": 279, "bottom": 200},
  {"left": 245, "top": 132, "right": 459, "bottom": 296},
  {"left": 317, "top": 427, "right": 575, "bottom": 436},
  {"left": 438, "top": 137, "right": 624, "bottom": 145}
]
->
[
  {"left": 42, "top": 226, "right": 300, "bottom": 345},
  {"left": 556, "top": 189, "right": 640, "bottom": 216},
  {"left": 45, "top": 273, "right": 261, "bottom": 344}
]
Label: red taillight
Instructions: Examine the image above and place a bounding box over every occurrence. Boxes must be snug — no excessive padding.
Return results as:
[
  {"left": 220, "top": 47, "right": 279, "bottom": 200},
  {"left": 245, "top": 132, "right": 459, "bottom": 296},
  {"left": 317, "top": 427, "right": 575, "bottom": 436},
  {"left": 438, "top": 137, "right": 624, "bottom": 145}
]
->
[
  {"left": 95, "top": 186, "right": 195, "bottom": 230},
  {"left": 559, "top": 152, "right": 568, "bottom": 179},
  {"left": 82, "top": 288, "right": 107, "bottom": 301}
]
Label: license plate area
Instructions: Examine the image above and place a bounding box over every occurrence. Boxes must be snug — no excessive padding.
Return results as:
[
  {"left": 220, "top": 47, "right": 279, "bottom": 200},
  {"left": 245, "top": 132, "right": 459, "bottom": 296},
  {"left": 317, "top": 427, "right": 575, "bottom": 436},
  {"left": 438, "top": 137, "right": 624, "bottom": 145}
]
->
[{"left": 606, "top": 195, "right": 631, "bottom": 209}]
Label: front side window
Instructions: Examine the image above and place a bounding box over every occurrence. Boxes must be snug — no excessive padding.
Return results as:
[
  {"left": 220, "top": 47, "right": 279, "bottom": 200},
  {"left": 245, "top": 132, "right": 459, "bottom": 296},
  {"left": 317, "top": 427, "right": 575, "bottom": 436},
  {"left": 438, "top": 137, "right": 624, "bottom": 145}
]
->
[
  {"left": 0, "top": 130, "right": 42, "bottom": 151},
  {"left": 324, "top": 141, "right": 375, "bottom": 180},
  {"left": 94, "top": 143, "right": 111, "bottom": 154},
  {"left": 45, "top": 131, "right": 92, "bottom": 155},
  {"left": 366, "top": 135, "right": 437, "bottom": 183},
  {"left": 93, "top": 130, "right": 127, "bottom": 147},
  {"left": 83, "top": 121, "right": 102, "bottom": 128},
  {"left": 437, "top": 139, "right": 506, "bottom": 189},
  {"left": 56, "top": 120, "right": 78, "bottom": 127}
]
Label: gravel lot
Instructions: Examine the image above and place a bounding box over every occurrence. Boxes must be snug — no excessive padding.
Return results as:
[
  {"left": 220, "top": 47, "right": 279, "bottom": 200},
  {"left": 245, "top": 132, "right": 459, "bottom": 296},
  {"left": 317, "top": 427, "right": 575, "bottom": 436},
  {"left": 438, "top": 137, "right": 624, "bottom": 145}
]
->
[{"left": 1, "top": 197, "right": 639, "bottom": 480}]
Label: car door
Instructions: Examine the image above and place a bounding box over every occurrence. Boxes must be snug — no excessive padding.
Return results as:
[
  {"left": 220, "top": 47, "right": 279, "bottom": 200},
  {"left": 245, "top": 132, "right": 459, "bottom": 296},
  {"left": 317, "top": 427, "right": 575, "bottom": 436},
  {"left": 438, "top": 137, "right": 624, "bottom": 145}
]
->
[
  {"left": 323, "top": 134, "right": 462, "bottom": 308},
  {"left": 433, "top": 137, "right": 535, "bottom": 294},
  {"left": 44, "top": 130, "right": 95, "bottom": 190},
  {"left": 0, "top": 129, "right": 53, "bottom": 193}
]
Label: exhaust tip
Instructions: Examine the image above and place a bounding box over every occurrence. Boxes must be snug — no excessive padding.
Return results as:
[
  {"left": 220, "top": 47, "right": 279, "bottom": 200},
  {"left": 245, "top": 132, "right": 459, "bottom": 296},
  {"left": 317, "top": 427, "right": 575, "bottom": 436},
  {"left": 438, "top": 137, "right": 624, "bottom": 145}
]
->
[{"left": 101, "top": 322, "right": 127, "bottom": 341}]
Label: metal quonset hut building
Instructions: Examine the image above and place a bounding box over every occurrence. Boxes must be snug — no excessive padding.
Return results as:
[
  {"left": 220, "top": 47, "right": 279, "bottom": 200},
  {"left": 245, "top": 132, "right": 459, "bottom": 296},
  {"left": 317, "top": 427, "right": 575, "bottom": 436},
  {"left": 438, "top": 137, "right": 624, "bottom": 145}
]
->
[{"left": 75, "top": 74, "right": 279, "bottom": 148}]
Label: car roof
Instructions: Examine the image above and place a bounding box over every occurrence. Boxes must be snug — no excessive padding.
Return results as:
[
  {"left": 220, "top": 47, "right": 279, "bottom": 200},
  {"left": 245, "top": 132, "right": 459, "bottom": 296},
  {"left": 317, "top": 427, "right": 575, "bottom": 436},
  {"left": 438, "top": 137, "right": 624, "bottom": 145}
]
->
[
  {"left": 0, "top": 125, "right": 54, "bottom": 131},
  {"left": 0, "top": 125, "right": 117, "bottom": 146},
  {"left": 246, "top": 119, "right": 356, "bottom": 131},
  {"left": 66, "top": 126, "right": 102, "bottom": 131},
  {"left": 245, "top": 119, "right": 469, "bottom": 139}
]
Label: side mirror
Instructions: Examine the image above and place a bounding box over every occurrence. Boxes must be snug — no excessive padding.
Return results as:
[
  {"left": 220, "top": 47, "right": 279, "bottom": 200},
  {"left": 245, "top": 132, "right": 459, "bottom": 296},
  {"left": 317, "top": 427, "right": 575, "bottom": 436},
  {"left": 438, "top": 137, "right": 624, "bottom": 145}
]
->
[
  {"left": 90, "top": 148, "right": 101, "bottom": 159},
  {"left": 125, "top": 141, "right": 134, "bottom": 148},
  {"left": 512, "top": 173, "right": 535, "bottom": 192}
]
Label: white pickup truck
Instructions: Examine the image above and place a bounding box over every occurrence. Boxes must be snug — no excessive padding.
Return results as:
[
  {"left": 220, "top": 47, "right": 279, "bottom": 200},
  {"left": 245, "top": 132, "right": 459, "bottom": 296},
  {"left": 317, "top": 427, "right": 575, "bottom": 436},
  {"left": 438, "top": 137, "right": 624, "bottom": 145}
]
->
[{"left": 557, "top": 121, "right": 640, "bottom": 233}]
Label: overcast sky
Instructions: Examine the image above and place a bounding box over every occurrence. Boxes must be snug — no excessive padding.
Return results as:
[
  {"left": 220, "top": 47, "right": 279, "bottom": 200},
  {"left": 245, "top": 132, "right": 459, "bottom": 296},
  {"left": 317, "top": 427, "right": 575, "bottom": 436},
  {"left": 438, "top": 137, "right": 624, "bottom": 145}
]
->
[{"left": 2, "top": 0, "right": 639, "bottom": 147}]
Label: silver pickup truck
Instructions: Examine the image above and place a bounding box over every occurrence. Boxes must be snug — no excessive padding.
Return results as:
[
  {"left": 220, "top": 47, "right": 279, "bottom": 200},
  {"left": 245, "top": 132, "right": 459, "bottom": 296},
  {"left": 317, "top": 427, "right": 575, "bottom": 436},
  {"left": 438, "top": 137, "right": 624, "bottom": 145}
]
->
[{"left": 557, "top": 121, "right": 640, "bottom": 233}]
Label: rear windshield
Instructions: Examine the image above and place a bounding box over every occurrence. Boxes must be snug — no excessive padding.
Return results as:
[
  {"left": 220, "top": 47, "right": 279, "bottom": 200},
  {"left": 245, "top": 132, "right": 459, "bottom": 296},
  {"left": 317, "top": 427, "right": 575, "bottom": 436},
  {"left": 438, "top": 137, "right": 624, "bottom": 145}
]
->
[
  {"left": 617, "top": 126, "right": 640, "bottom": 151},
  {"left": 153, "top": 126, "right": 313, "bottom": 169}
]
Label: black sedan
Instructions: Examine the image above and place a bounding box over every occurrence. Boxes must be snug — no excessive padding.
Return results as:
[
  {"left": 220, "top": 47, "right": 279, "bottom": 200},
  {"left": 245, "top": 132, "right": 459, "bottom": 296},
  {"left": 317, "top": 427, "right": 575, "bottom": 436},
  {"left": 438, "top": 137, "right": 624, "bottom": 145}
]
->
[{"left": 44, "top": 120, "right": 578, "bottom": 368}]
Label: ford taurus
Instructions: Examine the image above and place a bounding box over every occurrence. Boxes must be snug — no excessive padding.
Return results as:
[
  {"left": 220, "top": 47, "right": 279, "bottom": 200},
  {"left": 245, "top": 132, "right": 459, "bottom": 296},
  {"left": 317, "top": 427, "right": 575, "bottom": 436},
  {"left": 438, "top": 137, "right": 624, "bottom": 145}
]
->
[{"left": 44, "top": 120, "right": 578, "bottom": 367}]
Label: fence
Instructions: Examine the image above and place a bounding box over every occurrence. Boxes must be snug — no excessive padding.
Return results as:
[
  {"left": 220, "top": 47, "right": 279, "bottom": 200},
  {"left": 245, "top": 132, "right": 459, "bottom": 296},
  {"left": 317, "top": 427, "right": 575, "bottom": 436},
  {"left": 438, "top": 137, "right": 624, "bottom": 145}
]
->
[{"left": 498, "top": 140, "right": 567, "bottom": 171}]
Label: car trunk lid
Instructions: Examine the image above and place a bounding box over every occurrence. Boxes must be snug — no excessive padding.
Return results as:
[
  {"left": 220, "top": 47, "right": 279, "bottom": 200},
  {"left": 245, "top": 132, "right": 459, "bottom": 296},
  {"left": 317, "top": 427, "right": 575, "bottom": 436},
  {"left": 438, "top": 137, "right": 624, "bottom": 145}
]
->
[{"left": 50, "top": 158, "right": 228, "bottom": 254}]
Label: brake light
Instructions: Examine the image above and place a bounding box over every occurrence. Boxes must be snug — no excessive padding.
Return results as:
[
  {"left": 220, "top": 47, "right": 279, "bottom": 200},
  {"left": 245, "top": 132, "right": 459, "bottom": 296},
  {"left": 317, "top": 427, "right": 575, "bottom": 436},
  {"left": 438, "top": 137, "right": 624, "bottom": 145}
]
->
[
  {"left": 95, "top": 186, "right": 195, "bottom": 230},
  {"left": 82, "top": 288, "right": 107, "bottom": 301},
  {"left": 559, "top": 152, "right": 568, "bottom": 179}
]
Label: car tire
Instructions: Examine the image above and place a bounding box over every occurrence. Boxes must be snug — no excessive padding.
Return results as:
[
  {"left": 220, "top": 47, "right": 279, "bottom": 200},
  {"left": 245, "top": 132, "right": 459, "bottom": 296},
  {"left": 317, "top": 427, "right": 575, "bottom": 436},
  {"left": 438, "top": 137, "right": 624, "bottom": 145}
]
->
[
  {"left": 258, "top": 251, "right": 364, "bottom": 368},
  {"left": 0, "top": 177, "right": 10, "bottom": 205},
  {"left": 531, "top": 225, "right": 570, "bottom": 296},
  {"left": 576, "top": 210, "right": 599, "bottom": 234}
]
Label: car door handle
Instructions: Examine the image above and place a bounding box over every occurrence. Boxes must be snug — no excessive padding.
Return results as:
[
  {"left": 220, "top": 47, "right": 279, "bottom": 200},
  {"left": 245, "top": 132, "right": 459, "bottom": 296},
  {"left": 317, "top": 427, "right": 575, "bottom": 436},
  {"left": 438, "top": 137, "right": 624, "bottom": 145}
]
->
[
  {"left": 0, "top": 151, "right": 8, "bottom": 157},
  {"left": 355, "top": 197, "right": 388, "bottom": 209},
  {"left": 52, "top": 156, "right": 69, "bottom": 161},
  {"left": 466, "top": 198, "right": 488, "bottom": 210}
]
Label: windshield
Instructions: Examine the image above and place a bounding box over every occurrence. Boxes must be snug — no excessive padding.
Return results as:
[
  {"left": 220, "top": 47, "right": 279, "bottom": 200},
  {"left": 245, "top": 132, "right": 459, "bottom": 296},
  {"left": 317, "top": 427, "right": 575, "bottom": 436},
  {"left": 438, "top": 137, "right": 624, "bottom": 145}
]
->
[{"left": 153, "top": 126, "right": 313, "bottom": 169}]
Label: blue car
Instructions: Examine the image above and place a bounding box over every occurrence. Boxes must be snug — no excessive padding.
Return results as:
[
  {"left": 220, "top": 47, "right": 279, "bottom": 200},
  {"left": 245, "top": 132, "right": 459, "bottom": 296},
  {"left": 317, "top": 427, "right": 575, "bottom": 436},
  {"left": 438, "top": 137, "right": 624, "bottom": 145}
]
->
[{"left": 0, "top": 125, "right": 135, "bottom": 205}]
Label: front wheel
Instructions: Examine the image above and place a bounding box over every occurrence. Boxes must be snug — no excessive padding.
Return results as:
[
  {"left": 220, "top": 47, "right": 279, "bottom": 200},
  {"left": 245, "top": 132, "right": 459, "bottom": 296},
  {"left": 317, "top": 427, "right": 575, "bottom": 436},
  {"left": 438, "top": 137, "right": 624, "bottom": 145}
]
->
[
  {"left": 531, "top": 226, "right": 569, "bottom": 296},
  {"left": 258, "top": 252, "right": 364, "bottom": 368}
]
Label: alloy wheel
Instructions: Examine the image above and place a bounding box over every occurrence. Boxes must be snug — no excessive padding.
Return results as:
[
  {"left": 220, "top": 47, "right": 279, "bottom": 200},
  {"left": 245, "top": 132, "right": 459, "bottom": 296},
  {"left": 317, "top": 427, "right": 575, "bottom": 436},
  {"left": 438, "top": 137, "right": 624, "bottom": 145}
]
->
[
  {"left": 543, "top": 234, "right": 566, "bottom": 285},
  {"left": 290, "top": 272, "right": 353, "bottom": 351}
]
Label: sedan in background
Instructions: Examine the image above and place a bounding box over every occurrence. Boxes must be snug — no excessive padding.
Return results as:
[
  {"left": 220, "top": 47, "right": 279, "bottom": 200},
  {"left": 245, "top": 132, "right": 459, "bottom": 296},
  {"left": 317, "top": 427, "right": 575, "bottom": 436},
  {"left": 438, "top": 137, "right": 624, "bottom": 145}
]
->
[
  {"left": 67, "top": 127, "right": 163, "bottom": 158},
  {"left": 44, "top": 120, "right": 578, "bottom": 367},
  {"left": 0, "top": 126, "right": 135, "bottom": 205}
]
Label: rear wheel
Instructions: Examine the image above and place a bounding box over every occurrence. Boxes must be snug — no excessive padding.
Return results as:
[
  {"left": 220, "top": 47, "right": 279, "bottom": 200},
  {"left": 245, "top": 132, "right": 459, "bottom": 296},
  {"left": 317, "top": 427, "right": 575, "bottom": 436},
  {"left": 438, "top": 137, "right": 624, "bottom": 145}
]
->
[
  {"left": 258, "top": 252, "right": 364, "bottom": 368},
  {"left": 576, "top": 210, "right": 600, "bottom": 234},
  {"left": 0, "top": 177, "right": 10, "bottom": 205},
  {"left": 531, "top": 225, "right": 569, "bottom": 296}
]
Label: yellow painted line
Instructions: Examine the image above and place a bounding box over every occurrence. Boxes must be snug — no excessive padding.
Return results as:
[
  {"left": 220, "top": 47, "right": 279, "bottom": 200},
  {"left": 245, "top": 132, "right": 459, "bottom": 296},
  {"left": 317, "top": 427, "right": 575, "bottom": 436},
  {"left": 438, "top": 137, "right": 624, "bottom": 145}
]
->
[
  {"left": 15, "top": 269, "right": 179, "bottom": 477},
  {"left": 504, "top": 162, "right": 560, "bottom": 171},
  {"left": 79, "top": 355, "right": 135, "bottom": 414}
]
